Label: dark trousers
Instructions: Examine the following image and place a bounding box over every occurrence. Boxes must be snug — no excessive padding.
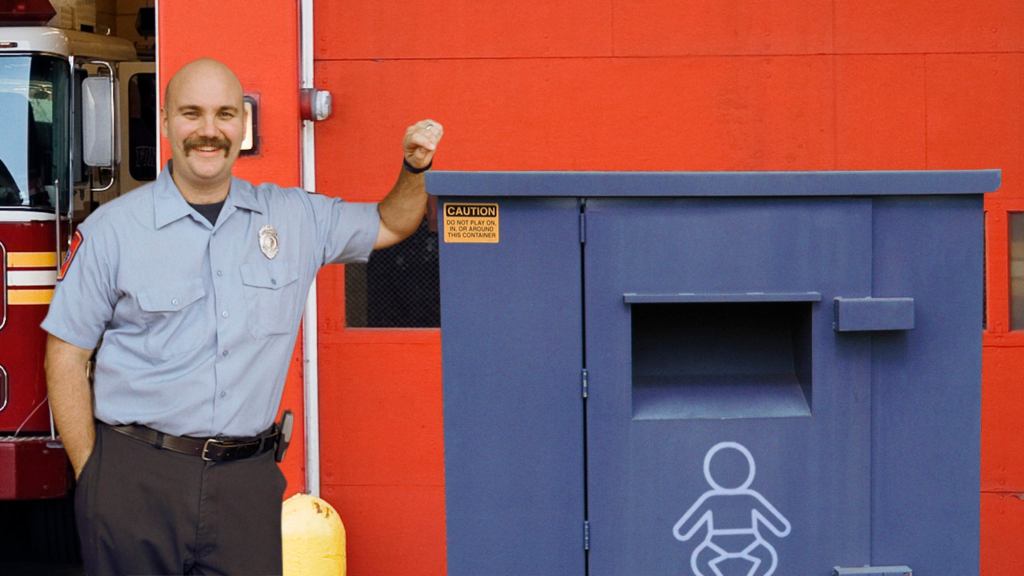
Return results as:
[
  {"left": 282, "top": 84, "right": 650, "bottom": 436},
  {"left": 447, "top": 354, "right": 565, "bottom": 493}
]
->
[{"left": 75, "top": 422, "right": 287, "bottom": 576}]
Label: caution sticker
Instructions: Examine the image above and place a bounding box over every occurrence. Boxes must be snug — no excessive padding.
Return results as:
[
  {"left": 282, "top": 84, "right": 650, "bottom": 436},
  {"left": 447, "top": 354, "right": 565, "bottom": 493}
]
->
[{"left": 443, "top": 203, "right": 499, "bottom": 244}]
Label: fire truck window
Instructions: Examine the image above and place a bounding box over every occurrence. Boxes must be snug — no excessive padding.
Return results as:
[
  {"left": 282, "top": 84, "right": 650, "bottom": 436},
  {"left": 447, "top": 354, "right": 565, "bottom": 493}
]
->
[
  {"left": 345, "top": 220, "right": 440, "bottom": 328},
  {"left": 0, "top": 55, "right": 70, "bottom": 210},
  {"left": 128, "top": 73, "right": 157, "bottom": 181},
  {"left": 1011, "top": 213, "right": 1024, "bottom": 330}
]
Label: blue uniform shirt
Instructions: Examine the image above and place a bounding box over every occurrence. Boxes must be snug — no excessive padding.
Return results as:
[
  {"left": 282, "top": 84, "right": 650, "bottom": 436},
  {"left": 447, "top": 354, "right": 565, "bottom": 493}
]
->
[{"left": 42, "top": 165, "right": 380, "bottom": 437}]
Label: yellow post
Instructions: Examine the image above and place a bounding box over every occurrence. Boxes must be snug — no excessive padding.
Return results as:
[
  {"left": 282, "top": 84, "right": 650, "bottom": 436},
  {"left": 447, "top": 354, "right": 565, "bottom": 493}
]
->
[{"left": 282, "top": 493, "right": 347, "bottom": 576}]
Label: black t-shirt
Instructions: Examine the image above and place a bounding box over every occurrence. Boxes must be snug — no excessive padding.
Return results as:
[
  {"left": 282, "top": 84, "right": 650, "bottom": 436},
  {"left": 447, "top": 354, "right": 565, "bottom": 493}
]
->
[{"left": 189, "top": 200, "right": 225, "bottom": 225}]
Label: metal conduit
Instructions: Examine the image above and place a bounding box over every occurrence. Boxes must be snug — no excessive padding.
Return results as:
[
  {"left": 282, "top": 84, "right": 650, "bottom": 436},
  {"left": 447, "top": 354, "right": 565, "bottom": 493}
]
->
[{"left": 299, "top": 0, "right": 321, "bottom": 497}]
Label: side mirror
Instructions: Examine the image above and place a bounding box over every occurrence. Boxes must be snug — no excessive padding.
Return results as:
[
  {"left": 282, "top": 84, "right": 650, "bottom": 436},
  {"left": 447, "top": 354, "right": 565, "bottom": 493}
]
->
[{"left": 82, "top": 76, "right": 114, "bottom": 168}]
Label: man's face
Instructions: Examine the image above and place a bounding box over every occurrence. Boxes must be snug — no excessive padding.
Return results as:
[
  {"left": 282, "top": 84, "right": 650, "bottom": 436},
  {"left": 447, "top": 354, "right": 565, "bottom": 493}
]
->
[{"left": 161, "top": 63, "right": 246, "bottom": 191}]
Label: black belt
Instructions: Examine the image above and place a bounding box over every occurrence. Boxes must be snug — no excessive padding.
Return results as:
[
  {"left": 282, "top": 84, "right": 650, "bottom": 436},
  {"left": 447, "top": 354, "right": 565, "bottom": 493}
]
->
[{"left": 108, "top": 423, "right": 279, "bottom": 462}]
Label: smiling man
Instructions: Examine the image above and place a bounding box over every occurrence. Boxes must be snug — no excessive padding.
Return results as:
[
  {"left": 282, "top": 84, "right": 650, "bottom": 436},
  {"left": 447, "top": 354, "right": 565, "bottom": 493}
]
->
[
  {"left": 162, "top": 60, "right": 259, "bottom": 205},
  {"left": 42, "top": 57, "right": 442, "bottom": 575}
]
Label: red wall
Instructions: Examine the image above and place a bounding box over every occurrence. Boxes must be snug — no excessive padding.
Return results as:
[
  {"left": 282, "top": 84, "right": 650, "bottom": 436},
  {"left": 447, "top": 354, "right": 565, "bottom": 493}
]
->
[
  {"left": 162, "top": 1, "right": 1023, "bottom": 574},
  {"left": 158, "top": 0, "right": 308, "bottom": 493}
]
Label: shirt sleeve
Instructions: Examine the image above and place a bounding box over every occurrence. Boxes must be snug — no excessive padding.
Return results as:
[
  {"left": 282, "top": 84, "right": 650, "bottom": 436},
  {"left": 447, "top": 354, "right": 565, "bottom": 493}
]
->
[
  {"left": 41, "top": 218, "right": 117, "bottom": 350},
  {"left": 306, "top": 193, "right": 381, "bottom": 266}
]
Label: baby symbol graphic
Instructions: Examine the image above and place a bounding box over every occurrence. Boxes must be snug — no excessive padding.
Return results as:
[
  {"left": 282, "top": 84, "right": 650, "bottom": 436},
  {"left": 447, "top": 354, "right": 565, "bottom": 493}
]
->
[{"left": 672, "top": 442, "right": 791, "bottom": 576}]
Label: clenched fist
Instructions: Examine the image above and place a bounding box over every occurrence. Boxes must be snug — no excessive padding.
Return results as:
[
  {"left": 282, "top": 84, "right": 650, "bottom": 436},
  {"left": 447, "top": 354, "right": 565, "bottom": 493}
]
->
[{"left": 404, "top": 119, "right": 444, "bottom": 171}]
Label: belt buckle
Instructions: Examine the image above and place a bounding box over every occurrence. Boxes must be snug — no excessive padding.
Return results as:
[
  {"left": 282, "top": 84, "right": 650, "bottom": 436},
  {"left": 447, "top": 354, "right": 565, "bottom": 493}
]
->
[{"left": 202, "top": 438, "right": 216, "bottom": 462}]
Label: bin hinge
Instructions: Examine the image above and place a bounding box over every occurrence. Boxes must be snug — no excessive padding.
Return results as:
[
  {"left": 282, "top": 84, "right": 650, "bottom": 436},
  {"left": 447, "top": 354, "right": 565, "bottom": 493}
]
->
[
  {"left": 583, "top": 520, "right": 591, "bottom": 550},
  {"left": 581, "top": 369, "right": 589, "bottom": 398}
]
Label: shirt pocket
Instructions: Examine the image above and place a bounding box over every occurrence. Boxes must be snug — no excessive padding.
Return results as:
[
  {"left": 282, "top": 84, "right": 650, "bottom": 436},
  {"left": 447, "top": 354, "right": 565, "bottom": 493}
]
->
[
  {"left": 240, "top": 261, "right": 301, "bottom": 338},
  {"left": 137, "top": 278, "right": 207, "bottom": 359}
]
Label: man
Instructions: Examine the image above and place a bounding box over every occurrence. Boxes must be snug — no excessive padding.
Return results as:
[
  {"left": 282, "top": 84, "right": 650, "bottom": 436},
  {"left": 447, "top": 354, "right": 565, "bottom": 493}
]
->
[{"left": 42, "top": 58, "right": 443, "bottom": 575}]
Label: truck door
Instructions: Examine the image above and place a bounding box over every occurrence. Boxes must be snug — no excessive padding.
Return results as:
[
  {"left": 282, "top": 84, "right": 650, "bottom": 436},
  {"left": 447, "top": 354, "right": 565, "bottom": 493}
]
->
[{"left": 116, "top": 61, "right": 156, "bottom": 192}]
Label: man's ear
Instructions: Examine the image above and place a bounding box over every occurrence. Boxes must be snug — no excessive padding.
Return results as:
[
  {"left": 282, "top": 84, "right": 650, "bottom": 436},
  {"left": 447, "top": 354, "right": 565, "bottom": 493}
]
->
[{"left": 160, "top": 107, "right": 168, "bottom": 138}]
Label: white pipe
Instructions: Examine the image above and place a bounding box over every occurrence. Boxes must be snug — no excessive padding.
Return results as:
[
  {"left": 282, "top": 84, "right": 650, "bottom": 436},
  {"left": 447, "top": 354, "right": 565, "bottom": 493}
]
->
[
  {"left": 299, "top": 0, "right": 320, "bottom": 497},
  {"left": 154, "top": 1, "right": 161, "bottom": 169}
]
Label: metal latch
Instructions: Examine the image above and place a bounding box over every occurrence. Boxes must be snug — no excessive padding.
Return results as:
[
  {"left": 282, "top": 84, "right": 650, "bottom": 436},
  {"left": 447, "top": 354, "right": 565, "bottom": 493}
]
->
[
  {"left": 834, "top": 297, "right": 915, "bottom": 332},
  {"left": 833, "top": 566, "right": 912, "bottom": 576}
]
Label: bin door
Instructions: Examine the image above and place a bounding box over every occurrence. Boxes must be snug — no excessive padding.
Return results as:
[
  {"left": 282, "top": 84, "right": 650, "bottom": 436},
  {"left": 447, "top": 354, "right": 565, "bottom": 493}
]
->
[
  {"left": 584, "top": 197, "right": 873, "bottom": 576},
  {"left": 440, "top": 197, "right": 586, "bottom": 576}
]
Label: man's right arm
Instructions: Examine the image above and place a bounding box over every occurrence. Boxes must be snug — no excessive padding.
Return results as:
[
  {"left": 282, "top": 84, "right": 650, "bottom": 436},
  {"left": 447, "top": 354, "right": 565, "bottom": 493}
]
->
[{"left": 45, "top": 334, "right": 96, "bottom": 479}]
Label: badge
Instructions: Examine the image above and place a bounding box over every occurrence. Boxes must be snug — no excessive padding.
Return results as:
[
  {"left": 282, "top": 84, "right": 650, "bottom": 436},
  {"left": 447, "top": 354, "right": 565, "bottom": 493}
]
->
[{"left": 258, "top": 225, "right": 279, "bottom": 260}]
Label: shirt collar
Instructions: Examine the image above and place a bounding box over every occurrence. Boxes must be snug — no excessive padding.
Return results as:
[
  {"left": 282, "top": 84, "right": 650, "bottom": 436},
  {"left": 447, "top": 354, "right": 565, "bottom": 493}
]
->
[
  {"left": 153, "top": 162, "right": 263, "bottom": 229},
  {"left": 227, "top": 176, "right": 263, "bottom": 215}
]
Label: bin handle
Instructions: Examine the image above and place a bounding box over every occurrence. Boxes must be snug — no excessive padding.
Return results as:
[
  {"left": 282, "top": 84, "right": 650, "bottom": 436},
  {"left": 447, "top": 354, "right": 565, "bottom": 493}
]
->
[
  {"left": 833, "top": 565, "right": 912, "bottom": 576},
  {"left": 834, "top": 297, "right": 914, "bottom": 332}
]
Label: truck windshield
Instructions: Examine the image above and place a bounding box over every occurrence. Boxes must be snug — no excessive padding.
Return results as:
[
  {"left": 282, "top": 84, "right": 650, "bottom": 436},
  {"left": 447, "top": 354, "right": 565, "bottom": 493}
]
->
[{"left": 0, "top": 55, "right": 69, "bottom": 211}]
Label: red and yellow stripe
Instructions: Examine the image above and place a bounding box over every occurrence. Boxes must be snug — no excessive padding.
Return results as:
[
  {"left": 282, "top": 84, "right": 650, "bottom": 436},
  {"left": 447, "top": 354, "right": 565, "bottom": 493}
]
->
[{"left": 6, "top": 251, "right": 57, "bottom": 306}]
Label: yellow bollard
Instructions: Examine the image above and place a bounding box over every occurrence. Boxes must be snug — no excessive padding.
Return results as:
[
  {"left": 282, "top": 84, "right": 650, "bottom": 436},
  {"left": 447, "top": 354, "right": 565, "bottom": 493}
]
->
[{"left": 282, "top": 493, "right": 347, "bottom": 576}]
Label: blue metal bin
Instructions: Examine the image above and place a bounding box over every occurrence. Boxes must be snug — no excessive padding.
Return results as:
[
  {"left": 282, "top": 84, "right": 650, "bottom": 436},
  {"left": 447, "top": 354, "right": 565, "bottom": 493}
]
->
[{"left": 430, "top": 170, "right": 999, "bottom": 576}]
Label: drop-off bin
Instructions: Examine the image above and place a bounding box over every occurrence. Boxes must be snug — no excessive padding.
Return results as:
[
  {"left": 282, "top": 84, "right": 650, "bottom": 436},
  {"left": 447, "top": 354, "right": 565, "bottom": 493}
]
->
[{"left": 429, "top": 170, "right": 999, "bottom": 576}]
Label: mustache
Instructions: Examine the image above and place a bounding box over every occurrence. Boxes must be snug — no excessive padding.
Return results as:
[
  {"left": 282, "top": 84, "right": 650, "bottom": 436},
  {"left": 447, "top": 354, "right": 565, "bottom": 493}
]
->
[{"left": 184, "top": 135, "right": 231, "bottom": 157}]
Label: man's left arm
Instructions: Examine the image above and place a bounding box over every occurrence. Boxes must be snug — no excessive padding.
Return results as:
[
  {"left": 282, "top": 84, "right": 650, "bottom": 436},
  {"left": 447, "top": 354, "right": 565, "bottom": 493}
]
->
[{"left": 375, "top": 119, "right": 444, "bottom": 249}]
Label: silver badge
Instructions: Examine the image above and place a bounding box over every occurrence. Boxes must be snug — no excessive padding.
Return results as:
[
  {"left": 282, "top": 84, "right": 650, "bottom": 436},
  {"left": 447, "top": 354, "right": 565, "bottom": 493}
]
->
[{"left": 259, "top": 225, "right": 279, "bottom": 260}]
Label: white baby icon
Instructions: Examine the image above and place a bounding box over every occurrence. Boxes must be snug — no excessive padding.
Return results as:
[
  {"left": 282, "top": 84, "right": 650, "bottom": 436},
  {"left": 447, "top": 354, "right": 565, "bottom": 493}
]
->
[{"left": 673, "top": 442, "right": 791, "bottom": 576}]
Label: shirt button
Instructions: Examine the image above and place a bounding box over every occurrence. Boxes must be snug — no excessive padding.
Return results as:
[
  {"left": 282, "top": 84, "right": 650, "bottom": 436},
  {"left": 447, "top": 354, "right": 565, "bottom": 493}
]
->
[
  {"left": 221, "top": 349, "right": 229, "bottom": 358},
  {"left": 221, "top": 310, "right": 229, "bottom": 318},
  {"left": 216, "top": 270, "right": 223, "bottom": 277},
  {"left": 171, "top": 298, "right": 179, "bottom": 306},
  {"left": 219, "top": 391, "right": 227, "bottom": 399},
  {"left": 271, "top": 278, "right": 277, "bottom": 285}
]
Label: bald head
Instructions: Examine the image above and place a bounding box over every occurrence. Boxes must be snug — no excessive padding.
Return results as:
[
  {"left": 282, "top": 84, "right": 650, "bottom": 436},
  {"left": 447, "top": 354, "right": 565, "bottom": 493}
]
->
[
  {"left": 164, "top": 58, "right": 243, "bottom": 110},
  {"left": 161, "top": 58, "right": 248, "bottom": 200}
]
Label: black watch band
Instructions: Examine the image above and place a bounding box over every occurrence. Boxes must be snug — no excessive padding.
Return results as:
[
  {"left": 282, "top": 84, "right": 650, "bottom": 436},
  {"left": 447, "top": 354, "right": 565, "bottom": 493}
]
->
[{"left": 403, "top": 157, "right": 432, "bottom": 174}]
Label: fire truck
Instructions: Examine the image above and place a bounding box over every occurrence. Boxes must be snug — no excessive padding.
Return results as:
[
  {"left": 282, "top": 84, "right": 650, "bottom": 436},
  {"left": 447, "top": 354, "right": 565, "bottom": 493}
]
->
[{"left": 0, "top": 0, "right": 155, "bottom": 514}]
